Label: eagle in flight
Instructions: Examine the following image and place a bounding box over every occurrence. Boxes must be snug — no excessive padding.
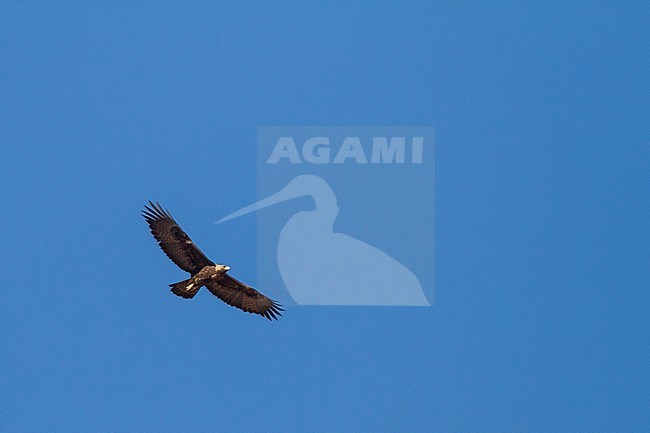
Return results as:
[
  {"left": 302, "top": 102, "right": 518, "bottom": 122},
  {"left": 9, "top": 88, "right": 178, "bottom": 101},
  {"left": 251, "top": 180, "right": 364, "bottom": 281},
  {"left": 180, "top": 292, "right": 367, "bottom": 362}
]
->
[{"left": 142, "top": 201, "right": 283, "bottom": 320}]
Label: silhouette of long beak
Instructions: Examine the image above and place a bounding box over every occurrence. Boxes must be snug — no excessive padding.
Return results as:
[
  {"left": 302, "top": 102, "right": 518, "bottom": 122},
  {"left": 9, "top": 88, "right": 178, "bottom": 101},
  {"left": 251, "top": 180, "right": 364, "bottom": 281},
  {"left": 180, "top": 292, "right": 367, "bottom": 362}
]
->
[{"left": 216, "top": 184, "right": 302, "bottom": 224}]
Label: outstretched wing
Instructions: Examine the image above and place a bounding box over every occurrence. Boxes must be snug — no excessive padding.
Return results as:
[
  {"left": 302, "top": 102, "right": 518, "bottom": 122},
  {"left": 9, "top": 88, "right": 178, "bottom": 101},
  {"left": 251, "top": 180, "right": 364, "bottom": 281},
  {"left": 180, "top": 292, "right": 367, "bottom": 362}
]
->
[
  {"left": 142, "top": 201, "right": 214, "bottom": 274},
  {"left": 205, "top": 275, "right": 284, "bottom": 320}
]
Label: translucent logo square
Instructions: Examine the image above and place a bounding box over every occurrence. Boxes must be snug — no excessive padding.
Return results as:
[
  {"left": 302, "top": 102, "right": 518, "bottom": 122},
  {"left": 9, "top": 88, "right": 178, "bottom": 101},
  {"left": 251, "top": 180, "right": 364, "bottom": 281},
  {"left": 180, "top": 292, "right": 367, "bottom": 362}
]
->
[{"left": 218, "top": 126, "right": 435, "bottom": 306}]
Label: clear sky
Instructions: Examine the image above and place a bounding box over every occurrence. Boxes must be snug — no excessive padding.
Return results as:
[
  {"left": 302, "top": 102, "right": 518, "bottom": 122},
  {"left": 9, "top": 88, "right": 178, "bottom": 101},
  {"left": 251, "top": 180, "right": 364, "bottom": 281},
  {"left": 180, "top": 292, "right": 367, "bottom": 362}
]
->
[{"left": 1, "top": 2, "right": 648, "bottom": 432}]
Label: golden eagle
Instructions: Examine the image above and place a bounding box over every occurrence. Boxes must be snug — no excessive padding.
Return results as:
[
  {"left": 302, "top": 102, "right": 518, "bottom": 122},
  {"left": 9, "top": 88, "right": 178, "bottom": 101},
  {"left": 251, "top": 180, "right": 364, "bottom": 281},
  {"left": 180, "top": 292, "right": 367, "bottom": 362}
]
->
[{"left": 142, "top": 201, "right": 283, "bottom": 320}]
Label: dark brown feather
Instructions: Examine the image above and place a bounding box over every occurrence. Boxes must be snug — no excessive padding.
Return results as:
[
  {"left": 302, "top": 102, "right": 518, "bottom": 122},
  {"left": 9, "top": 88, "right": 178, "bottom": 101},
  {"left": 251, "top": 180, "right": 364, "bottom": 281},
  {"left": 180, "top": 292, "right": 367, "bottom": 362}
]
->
[
  {"left": 205, "top": 275, "right": 284, "bottom": 321},
  {"left": 142, "top": 201, "right": 214, "bottom": 274},
  {"left": 169, "top": 279, "right": 200, "bottom": 299}
]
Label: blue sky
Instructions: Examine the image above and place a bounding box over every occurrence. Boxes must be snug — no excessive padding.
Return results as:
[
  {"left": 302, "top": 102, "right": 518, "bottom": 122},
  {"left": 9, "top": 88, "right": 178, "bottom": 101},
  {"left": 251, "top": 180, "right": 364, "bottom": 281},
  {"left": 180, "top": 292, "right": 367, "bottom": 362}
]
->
[{"left": 1, "top": 2, "right": 648, "bottom": 432}]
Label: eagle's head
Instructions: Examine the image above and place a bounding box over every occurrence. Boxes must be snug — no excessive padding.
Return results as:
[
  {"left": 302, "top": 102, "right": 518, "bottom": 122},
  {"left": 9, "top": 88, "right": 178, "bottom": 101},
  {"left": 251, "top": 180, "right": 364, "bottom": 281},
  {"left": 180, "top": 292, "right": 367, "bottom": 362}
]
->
[{"left": 213, "top": 264, "right": 230, "bottom": 274}]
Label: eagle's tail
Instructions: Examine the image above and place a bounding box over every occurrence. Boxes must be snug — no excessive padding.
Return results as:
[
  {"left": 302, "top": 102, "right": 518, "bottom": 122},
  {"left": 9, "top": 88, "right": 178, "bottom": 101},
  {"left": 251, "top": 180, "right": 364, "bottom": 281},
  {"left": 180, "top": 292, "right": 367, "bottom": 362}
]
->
[{"left": 169, "top": 279, "right": 200, "bottom": 299}]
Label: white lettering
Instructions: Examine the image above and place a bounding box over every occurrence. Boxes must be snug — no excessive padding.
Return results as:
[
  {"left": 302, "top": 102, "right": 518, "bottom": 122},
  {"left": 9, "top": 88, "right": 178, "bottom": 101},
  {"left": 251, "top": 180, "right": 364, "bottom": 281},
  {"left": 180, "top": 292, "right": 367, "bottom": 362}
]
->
[
  {"left": 371, "top": 137, "right": 405, "bottom": 163},
  {"left": 333, "top": 137, "right": 367, "bottom": 164},
  {"left": 266, "top": 136, "right": 425, "bottom": 164},
  {"left": 303, "top": 137, "right": 330, "bottom": 164},
  {"left": 267, "top": 137, "right": 301, "bottom": 164},
  {"left": 411, "top": 137, "right": 423, "bottom": 163}
]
